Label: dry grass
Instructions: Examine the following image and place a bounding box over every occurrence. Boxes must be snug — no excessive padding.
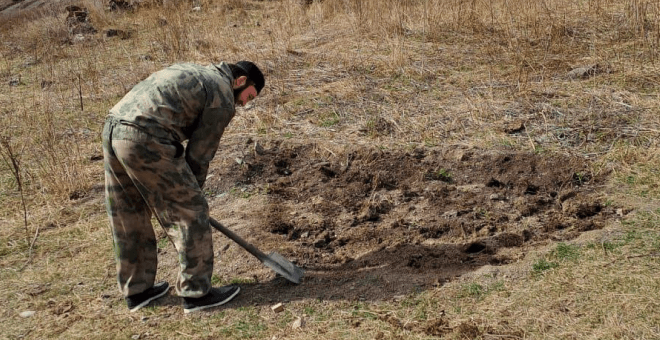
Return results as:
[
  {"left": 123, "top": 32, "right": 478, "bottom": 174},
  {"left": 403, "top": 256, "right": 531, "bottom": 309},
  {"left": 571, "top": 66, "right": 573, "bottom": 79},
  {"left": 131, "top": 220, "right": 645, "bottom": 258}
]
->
[{"left": 1, "top": 0, "right": 660, "bottom": 338}]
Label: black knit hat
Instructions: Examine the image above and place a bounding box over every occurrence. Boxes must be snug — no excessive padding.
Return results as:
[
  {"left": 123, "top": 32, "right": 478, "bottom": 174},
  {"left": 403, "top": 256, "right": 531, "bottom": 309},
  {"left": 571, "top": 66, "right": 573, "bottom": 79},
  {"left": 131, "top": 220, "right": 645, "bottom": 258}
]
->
[{"left": 236, "top": 61, "right": 265, "bottom": 94}]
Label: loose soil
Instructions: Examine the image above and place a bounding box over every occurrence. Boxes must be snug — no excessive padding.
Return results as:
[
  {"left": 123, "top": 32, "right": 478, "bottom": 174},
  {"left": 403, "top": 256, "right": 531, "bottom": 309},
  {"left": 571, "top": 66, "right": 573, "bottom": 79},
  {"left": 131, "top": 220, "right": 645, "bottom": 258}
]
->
[{"left": 174, "top": 139, "right": 616, "bottom": 306}]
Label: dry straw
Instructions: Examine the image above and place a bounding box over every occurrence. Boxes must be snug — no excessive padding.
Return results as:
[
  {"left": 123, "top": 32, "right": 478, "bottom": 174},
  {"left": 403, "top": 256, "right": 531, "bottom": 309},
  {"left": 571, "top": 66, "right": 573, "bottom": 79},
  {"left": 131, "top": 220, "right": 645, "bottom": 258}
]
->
[{"left": 0, "top": 0, "right": 659, "bottom": 338}]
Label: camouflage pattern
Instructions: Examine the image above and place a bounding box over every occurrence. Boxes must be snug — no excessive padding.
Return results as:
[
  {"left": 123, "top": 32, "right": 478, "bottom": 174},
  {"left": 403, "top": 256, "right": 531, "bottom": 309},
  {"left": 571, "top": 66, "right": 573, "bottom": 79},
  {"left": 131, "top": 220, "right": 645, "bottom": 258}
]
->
[
  {"left": 109, "top": 62, "right": 236, "bottom": 189},
  {"left": 103, "top": 62, "right": 236, "bottom": 298}
]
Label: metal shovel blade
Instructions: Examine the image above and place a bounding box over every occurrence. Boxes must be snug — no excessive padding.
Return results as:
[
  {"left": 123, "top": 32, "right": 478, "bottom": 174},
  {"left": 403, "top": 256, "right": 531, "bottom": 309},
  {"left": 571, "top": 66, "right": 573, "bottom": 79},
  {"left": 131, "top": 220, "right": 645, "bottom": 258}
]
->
[
  {"left": 209, "top": 218, "right": 304, "bottom": 284},
  {"left": 262, "top": 252, "right": 304, "bottom": 284}
]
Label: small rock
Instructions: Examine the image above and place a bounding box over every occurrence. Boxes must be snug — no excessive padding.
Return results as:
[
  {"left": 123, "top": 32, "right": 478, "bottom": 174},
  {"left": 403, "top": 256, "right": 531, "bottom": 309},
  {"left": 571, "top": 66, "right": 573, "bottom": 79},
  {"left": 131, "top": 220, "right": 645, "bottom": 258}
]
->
[
  {"left": 616, "top": 208, "right": 626, "bottom": 217},
  {"left": 131, "top": 335, "right": 140, "bottom": 340},
  {"left": 192, "top": 6, "right": 201, "bottom": 11},
  {"left": 19, "top": 311, "right": 36, "bottom": 318},
  {"left": 9, "top": 77, "right": 21, "bottom": 86},
  {"left": 254, "top": 142, "right": 265, "bottom": 155},
  {"left": 291, "top": 316, "right": 305, "bottom": 329},
  {"left": 73, "top": 34, "right": 85, "bottom": 43},
  {"left": 271, "top": 303, "right": 284, "bottom": 313},
  {"left": 567, "top": 64, "right": 606, "bottom": 79},
  {"left": 489, "top": 193, "right": 501, "bottom": 201}
]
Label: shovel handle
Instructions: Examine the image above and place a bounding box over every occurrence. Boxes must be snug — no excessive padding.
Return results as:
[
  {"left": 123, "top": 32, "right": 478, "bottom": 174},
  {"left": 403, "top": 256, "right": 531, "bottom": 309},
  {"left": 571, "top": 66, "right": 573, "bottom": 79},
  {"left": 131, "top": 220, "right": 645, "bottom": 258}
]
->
[{"left": 209, "top": 218, "right": 268, "bottom": 261}]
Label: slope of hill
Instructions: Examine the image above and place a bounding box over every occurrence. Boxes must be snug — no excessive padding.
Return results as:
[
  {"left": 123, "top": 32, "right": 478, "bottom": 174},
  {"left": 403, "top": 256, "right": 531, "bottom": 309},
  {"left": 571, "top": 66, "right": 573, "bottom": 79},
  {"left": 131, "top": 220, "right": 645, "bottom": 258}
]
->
[{"left": 1, "top": 0, "right": 659, "bottom": 339}]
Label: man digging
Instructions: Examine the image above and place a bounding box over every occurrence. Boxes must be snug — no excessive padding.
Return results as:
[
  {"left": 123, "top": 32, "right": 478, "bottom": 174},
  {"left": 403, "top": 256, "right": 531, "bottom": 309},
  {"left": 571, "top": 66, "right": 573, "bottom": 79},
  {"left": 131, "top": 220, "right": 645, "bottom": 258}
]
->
[{"left": 102, "top": 61, "right": 265, "bottom": 313}]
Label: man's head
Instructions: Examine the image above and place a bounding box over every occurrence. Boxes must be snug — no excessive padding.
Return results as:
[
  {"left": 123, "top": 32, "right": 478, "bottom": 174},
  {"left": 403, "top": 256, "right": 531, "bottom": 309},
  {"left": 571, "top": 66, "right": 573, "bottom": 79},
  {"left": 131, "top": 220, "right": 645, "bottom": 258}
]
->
[{"left": 229, "top": 61, "right": 265, "bottom": 106}]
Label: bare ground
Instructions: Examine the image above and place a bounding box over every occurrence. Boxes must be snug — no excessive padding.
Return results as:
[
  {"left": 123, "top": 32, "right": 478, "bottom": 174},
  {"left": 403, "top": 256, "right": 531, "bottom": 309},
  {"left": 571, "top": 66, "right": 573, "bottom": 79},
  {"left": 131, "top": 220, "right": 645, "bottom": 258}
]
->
[
  {"left": 135, "top": 139, "right": 618, "bottom": 309},
  {"left": 2, "top": 1, "right": 655, "bottom": 337}
]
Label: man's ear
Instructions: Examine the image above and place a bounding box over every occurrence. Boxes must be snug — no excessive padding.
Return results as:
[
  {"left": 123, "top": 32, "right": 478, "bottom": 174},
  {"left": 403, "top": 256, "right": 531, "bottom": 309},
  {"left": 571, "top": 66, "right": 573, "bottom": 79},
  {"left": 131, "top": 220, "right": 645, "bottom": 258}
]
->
[{"left": 233, "top": 76, "right": 247, "bottom": 89}]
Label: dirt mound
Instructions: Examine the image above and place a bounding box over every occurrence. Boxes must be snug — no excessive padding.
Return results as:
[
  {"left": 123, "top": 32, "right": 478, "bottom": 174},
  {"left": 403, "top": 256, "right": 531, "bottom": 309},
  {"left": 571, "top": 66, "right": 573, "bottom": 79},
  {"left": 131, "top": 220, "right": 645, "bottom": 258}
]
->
[{"left": 204, "top": 140, "right": 614, "bottom": 303}]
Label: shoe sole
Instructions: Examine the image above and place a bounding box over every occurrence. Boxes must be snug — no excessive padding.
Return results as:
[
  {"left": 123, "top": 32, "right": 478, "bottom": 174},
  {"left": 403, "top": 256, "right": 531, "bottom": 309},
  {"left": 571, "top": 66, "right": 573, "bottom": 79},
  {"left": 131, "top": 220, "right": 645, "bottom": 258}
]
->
[
  {"left": 129, "top": 284, "right": 170, "bottom": 312},
  {"left": 183, "top": 287, "right": 240, "bottom": 314}
]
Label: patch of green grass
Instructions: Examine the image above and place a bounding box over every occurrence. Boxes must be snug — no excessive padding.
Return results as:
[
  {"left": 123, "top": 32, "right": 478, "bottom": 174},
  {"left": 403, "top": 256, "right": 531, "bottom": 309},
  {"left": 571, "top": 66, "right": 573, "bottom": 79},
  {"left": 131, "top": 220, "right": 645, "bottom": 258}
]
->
[
  {"left": 552, "top": 243, "right": 581, "bottom": 261},
  {"left": 461, "top": 283, "right": 485, "bottom": 298},
  {"left": 435, "top": 169, "right": 451, "bottom": 181},
  {"left": 532, "top": 259, "right": 559, "bottom": 274},
  {"left": 0, "top": 236, "right": 25, "bottom": 257},
  {"left": 220, "top": 318, "right": 267, "bottom": 338},
  {"left": 229, "top": 186, "right": 254, "bottom": 199},
  {"left": 499, "top": 138, "right": 516, "bottom": 147},
  {"left": 624, "top": 230, "right": 643, "bottom": 243},
  {"left": 291, "top": 97, "right": 309, "bottom": 107},
  {"left": 455, "top": 280, "right": 507, "bottom": 303},
  {"left": 397, "top": 295, "right": 441, "bottom": 320},
  {"left": 533, "top": 145, "right": 546, "bottom": 154},
  {"left": 304, "top": 306, "right": 316, "bottom": 315},
  {"left": 157, "top": 237, "right": 169, "bottom": 249},
  {"left": 490, "top": 281, "right": 506, "bottom": 292},
  {"left": 274, "top": 309, "right": 295, "bottom": 328},
  {"left": 319, "top": 113, "right": 340, "bottom": 127},
  {"left": 426, "top": 168, "right": 452, "bottom": 182},
  {"left": 423, "top": 138, "right": 437, "bottom": 147},
  {"left": 211, "top": 274, "right": 223, "bottom": 286},
  {"left": 351, "top": 308, "right": 378, "bottom": 320},
  {"left": 602, "top": 241, "right": 624, "bottom": 252}
]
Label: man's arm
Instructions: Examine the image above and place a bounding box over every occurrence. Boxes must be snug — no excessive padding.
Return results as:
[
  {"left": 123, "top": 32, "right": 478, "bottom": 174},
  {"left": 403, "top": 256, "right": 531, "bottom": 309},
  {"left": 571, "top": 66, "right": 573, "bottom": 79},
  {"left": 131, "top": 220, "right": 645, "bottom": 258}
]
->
[{"left": 185, "top": 105, "right": 235, "bottom": 189}]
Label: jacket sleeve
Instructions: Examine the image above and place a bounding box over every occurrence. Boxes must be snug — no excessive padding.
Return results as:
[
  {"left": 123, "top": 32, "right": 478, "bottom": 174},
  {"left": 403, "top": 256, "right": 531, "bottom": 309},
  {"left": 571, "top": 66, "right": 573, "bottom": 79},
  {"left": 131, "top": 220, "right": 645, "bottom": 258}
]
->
[{"left": 185, "top": 104, "right": 235, "bottom": 189}]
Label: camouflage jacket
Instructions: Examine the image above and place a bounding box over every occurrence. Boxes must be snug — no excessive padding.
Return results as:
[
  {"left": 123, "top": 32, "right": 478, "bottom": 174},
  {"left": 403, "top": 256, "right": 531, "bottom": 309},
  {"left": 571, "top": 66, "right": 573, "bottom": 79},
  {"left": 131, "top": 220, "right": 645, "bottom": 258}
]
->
[{"left": 108, "top": 62, "right": 236, "bottom": 188}]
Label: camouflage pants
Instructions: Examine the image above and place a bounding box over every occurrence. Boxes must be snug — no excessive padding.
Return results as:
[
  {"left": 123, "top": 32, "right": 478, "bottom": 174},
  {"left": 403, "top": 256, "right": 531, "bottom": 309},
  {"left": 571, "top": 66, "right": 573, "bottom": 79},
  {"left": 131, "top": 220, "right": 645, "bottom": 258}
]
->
[{"left": 102, "top": 117, "right": 213, "bottom": 298}]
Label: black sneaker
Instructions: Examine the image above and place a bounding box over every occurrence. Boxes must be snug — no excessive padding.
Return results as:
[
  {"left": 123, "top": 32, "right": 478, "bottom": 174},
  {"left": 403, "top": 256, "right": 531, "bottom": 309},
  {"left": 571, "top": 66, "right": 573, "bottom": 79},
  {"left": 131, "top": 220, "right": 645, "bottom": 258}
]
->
[
  {"left": 183, "top": 285, "right": 240, "bottom": 314},
  {"left": 126, "top": 281, "right": 170, "bottom": 312}
]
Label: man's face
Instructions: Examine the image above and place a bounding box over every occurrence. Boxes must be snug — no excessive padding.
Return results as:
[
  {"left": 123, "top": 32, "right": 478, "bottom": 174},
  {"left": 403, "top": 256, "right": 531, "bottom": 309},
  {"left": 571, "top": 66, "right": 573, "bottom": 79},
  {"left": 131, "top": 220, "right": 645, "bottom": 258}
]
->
[{"left": 235, "top": 85, "right": 258, "bottom": 106}]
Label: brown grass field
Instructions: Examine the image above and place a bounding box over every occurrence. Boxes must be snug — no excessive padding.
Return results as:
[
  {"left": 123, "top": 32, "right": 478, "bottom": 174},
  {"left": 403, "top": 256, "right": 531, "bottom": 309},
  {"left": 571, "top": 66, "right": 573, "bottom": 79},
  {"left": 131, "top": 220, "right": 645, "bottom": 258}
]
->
[{"left": 1, "top": 0, "right": 660, "bottom": 339}]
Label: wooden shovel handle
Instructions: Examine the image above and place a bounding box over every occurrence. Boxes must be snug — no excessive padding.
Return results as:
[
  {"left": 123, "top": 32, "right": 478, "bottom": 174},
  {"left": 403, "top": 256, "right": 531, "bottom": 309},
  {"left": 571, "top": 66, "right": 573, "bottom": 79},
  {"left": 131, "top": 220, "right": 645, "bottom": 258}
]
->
[{"left": 209, "top": 218, "right": 269, "bottom": 261}]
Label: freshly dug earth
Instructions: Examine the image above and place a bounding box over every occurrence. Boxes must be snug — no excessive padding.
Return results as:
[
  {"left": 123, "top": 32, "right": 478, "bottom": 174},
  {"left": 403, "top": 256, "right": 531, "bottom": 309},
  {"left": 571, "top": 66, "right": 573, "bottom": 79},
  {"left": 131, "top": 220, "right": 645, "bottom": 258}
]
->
[{"left": 195, "top": 140, "right": 614, "bottom": 305}]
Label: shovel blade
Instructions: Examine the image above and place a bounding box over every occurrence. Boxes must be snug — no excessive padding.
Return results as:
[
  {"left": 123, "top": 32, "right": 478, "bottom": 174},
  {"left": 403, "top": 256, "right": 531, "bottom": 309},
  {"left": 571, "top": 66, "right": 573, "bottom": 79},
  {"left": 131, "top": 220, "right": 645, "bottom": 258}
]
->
[{"left": 262, "top": 252, "right": 304, "bottom": 284}]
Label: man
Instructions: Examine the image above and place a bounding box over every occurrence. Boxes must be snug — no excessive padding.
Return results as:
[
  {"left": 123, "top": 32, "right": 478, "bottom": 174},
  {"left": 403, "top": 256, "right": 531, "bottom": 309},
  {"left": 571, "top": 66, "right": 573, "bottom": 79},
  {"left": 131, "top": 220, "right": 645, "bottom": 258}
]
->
[{"left": 102, "top": 61, "right": 265, "bottom": 313}]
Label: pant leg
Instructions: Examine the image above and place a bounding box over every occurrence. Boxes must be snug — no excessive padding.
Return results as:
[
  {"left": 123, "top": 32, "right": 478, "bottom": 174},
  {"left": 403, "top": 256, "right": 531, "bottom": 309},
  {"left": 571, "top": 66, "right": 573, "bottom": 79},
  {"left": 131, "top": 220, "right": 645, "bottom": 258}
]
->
[
  {"left": 110, "top": 126, "right": 213, "bottom": 298},
  {"left": 103, "top": 122, "right": 158, "bottom": 297}
]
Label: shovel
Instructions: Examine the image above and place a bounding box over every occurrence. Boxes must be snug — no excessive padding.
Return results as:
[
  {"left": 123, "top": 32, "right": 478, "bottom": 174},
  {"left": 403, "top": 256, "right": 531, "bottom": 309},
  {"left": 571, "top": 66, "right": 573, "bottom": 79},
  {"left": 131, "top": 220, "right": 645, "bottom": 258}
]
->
[{"left": 209, "top": 218, "right": 304, "bottom": 284}]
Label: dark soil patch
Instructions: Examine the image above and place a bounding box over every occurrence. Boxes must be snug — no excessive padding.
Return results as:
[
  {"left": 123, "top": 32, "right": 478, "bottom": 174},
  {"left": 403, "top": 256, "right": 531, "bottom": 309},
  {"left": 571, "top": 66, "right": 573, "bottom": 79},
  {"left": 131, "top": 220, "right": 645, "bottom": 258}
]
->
[{"left": 204, "top": 140, "right": 615, "bottom": 304}]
